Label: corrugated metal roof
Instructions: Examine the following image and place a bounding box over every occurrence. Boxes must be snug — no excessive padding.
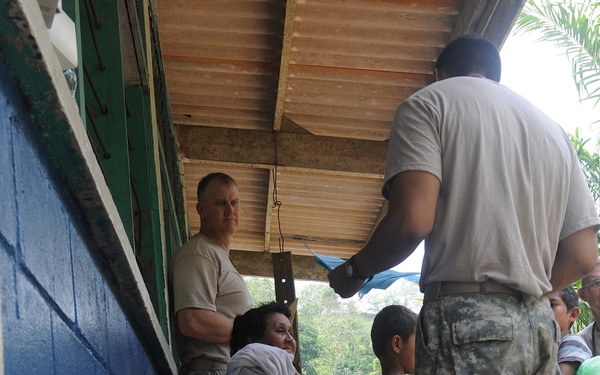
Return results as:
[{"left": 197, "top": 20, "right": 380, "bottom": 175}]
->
[{"left": 156, "top": 0, "right": 525, "bottom": 279}]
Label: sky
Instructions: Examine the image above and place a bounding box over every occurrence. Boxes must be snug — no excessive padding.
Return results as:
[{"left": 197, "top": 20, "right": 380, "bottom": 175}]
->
[
  {"left": 393, "top": 29, "right": 599, "bottom": 274},
  {"left": 501, "top": 30, "right": 598, "bottom": 138}
]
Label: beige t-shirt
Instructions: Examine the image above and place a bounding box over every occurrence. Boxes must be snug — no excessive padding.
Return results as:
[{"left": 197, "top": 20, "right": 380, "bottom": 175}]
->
[
  {"left": 170, "top": 233, "right": 252, "bottom": 367},
  {"left": 578, "top": 322, "right": 600, "bottom": 357},
  {"left": 383, "top": 76, "right": 600, "bottom": 298}
]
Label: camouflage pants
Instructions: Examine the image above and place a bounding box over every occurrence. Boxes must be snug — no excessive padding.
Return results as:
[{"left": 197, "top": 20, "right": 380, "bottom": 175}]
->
[{"left": 415, "top": 293, "right": 561, "bottom": 375}]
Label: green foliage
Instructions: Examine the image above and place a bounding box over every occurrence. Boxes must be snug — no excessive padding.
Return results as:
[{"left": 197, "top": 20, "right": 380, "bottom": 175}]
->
[
  {"left": 515, "top": 0, "right": 600, "bottom": 107},
  {"left": 244, "top": 276, "right": 276, "bottom": 306},
  {"left": 570, "top": 130, "right": 600, "bottom": 244},
  {"left": 571, "top": 130, "right": 600, "bottom": 204},
  {"left": 569, "top": 131, "right": 600, "bottom": 330}
]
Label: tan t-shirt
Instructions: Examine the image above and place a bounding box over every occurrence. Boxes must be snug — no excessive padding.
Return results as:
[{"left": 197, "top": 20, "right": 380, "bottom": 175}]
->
[
  {"left": 383, "top": 76, "right": 600, "bottom": 298},
  {"left": 578, "top": 322, "right": 600, "bottom": 357},
  {"left": 170, "top": 233, "right": 252, "bottom": 367}
]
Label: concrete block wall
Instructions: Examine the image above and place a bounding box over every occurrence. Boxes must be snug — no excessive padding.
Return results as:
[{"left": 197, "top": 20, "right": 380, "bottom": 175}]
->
[{"left": 0, "top": 61, "right": 158, "bottom": 374}]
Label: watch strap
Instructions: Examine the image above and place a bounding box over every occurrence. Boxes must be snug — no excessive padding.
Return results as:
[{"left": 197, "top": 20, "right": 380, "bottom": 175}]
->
[{"left": 347, "top": 256, "right": 369, "bottom": 280}]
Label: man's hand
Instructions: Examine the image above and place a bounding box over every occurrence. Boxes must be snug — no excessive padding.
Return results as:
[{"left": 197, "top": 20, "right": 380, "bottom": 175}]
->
[{"left": 328, "top": 264, "right": 365, "bottom": 298}]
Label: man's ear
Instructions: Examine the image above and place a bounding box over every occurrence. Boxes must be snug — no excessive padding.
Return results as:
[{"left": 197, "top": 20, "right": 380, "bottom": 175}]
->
[
  {"left": 569, "top": 306, "right": 581, "bottom": 324},
  {"left": 390, "top": 335, "right": 403, "bottom": 354},
  {"left": 578, "top": 288, "right": 589, "bottom": 303},
  {"left": 196, "top": 202, "right": 204, "bottom": 218},
  {"left": 434, "top": 68, "right": 449, "bottom": 82}
]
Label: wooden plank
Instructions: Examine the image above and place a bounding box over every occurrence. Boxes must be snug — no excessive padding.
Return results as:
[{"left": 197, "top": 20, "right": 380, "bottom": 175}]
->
[
  {"left": 282, "top": 90, "right": 414, "bottom": 108},
  {"left": 283, "top": 114, "right": 392, "bottom": 141},
  {"left": 287, "top": 64, "right": 432, "bottom": 86},
  {"left": 298, "top": 0, "right": 462, "bottom": 14},
  {"left": 274, "top": 0, "right": 298, "bottom": 131},
  {"left": 283, "top": 101, "right": 398, "bottom": 121},
  {"left": 230, "top": 251, "right": 329, "bottom": 281},
  {"left": 294, "top": 3, "right": 457, "bottom": 31},
  {"left": 80, "top": 0, "right": 135, "bottom": 248},
  {"left": 163, "top": 59, "right": 279, "bottom": 76},
  {"left": 291, "top": 37, "right": 441, "bottom": 62},
  {"left": 292, "top": 21, "right": 449, "bottom": 46},
  {"left": 126, "top": 85, "right": 168, "bottom": 336},
  {"left": 177, "top": 126, "right": 389, "bottom": 174},
  {"left": 161, "top": 43, "right": 282, "bottom": 63},
  {"left": 451, "top": 0, "right": 525, "bottom": 47},
  {"left": 157, "top": 11, "right": 285, "bottom": 34},
  {"left": 159, "top": 28, "right": 283, "bottom": 51},
  {"left": 119, "top": 0, "right": 148, "bottom": 87},
  {"left": 164, "top": 67, "right": 279, "bottom": 88},
  {"left": 167, "top": 81, "right": 277, "bottom": 101},
  {"left": 481, "top": 0, "right": 526, "bottom": 47},
  {"left": 272, "top": 252, "right": 297, "bottom": 305},
  {"left": 172, "top": 116, "right": 271, "bottom": 131},
  {"left": 157, "top": 0, "right": 286, "bottom": 20},
  {"left": 451, "top": 0, "right": 492, "bottom": 40},
  {"left": 170, "top": 104, "right": 274, "bottom": 122},
  {"left": 289, "top": 52, "right": 436, "bottom": 74},
  {"left": 168, "top": 93, "right": 275, "bottom": 111},
  {"left": 286, "top": 76, "right": 425, "bottom": 99}
]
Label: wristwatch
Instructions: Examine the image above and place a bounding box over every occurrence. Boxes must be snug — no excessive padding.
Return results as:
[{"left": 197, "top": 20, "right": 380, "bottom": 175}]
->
[{"left": 344, "top": 256, "right": 366, "bottom": 280}]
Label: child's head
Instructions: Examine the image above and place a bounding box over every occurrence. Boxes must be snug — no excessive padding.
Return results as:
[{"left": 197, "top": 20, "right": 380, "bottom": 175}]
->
[
  {"left": 548, "top": 286, "right": 580, "bottom": 337},
  {"left": 371, "top": 305, "right": 418, "bottom": 375}
]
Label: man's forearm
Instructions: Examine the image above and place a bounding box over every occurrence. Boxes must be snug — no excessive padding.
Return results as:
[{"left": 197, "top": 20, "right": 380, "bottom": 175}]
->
[
  {"left": 550, "top": 227, "right": 598, "bottom": 292},
  {"left": 177, "top": 308, "right": 234, "bottom": 343},
  {"left": 352, "top": 214, "right": 424, "bottom": 277}
]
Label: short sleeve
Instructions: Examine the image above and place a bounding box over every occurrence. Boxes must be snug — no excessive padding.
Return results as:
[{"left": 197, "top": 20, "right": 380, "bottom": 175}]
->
[
  {"left": 560, "top": 155, "right": 600, "bottom": 240},
  {"left": 383, "top": 96, "right": 443, "bottom": 199},
  {"left": 171, "top": 253, "right": 219, "bottom": 314}
]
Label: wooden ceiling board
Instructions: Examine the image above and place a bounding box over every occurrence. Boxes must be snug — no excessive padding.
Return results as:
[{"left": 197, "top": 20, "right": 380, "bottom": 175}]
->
[
  {"left": 156, "top": 0, "right": 527, "bottom": 277},
  {"left": 281, "top": 113, "right": 392, "bottom": 140}
]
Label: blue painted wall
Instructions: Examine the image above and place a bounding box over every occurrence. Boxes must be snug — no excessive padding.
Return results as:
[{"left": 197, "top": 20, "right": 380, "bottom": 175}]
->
[{"left": 0, "top": 61, "right": 158, "bottom": 374}]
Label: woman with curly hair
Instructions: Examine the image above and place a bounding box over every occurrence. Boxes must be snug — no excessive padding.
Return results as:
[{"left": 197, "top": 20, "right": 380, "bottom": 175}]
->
[{"left": 226, "top": 301, "right": 299, "bottom": 375}]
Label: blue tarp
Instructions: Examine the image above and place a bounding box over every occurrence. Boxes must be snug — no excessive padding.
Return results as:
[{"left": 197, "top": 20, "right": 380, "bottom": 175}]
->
[{"left": 303, "top": 240, "right": 420, "bottom": 295}]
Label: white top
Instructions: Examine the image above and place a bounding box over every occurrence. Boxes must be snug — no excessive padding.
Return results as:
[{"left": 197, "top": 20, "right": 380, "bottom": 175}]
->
[{"left": 226, "top": 343, "right": 298, "bottom": 375}]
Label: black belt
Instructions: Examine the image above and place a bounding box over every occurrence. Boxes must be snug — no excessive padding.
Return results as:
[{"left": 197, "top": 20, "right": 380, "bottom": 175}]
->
[
  {"left": 184, "top": 357, "right": 227, "bottom": 371},
  {"left": 423, "top": 280, "right": 520, "bottom": 303}
]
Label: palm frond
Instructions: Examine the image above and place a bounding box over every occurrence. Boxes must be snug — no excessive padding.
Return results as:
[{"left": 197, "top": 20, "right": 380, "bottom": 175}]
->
[{"left": 515, "top": 0, "right": 600, "bottom": 107}]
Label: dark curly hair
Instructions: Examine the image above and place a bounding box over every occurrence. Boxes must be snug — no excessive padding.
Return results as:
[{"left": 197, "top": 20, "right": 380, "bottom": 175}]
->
[{"left": 230, "top": 301, "right": 291, "bottom": 356}]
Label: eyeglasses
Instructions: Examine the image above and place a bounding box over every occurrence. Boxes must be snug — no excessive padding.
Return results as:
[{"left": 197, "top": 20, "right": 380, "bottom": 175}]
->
[{"left": 582, "top": 279, "right": 600, "bottom": 290}]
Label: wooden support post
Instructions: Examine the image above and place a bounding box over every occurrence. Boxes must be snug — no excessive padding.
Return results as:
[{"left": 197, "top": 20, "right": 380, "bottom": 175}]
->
[{"left": 272, "top": 251, "right": 302, "bottom": 373}]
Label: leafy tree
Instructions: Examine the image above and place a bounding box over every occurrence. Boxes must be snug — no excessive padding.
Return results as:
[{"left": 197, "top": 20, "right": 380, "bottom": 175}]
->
[
  {"left": 515, "top": 0, "right": 600, "bottom": 106},
  {"left": 243, "top": 276, "right": 276, "bottom": 306},
  {"left": 571, "top": 130, "right": 600, "bottom": 206},
  {"left": 359, "top": 279, "right": 422, "bottom": 314},
  {"left": 570, "top": 132, "right": 600, "bottom": 332}
]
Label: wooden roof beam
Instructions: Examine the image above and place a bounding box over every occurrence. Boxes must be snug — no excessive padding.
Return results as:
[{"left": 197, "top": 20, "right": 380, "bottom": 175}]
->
[
  {"left": 230, "top": 250, "right": 329, "bottom": 282},
  {"left": 273, "top": 0, "right": 297, "bottom": 131},
  {"left": 451, "top": 0, "right": 526, "bottom": 48},
  {"left": 176, "top": 125, "right": 388, "bottom": 175}
]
